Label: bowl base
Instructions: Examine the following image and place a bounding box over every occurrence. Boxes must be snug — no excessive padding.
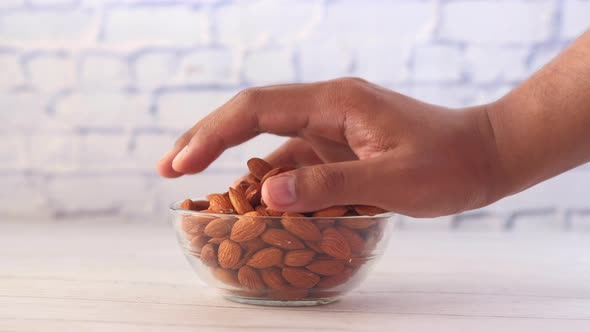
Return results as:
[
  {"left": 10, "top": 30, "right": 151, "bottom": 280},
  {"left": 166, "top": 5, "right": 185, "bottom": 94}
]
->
[{"left": 224, "top": 294, "right": 340, "bottom": 307}]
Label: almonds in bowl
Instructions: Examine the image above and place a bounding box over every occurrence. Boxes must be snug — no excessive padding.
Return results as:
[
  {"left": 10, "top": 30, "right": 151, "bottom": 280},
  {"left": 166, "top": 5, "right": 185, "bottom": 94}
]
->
[{"left": 170, "top": 158, "right": 395, "bottom": 306}]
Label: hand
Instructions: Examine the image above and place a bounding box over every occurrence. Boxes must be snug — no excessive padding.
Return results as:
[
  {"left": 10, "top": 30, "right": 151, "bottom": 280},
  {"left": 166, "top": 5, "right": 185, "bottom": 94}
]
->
[{"left": 157, "top": 78, "right": 503, "bottom": 217}]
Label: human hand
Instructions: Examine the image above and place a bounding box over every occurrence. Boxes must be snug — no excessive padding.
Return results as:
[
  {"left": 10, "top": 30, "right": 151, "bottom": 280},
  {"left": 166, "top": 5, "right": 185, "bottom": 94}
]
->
[{"left": 157, "top": 78, "right": 503, "bottom": 217}]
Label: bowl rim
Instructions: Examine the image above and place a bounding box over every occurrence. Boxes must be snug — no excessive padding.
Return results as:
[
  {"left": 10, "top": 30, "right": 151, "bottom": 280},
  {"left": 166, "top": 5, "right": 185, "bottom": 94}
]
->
[{"left": 169, "top": 199, "right": 396, "bottom": 220}]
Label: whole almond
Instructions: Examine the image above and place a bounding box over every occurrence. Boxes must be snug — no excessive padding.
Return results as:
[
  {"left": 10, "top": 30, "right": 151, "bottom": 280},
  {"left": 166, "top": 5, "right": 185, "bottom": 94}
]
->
[
  {"left": 352, "top": 205, "right": 387, "bottom": 216},
  {"left": 319, "top": 227, "right": 351, "bottom": 260},
  {"left": 335, "top": 226, "right": 365, "bottom": 254},
  {"left": 190, "top": 235, "right": 210, "bottom": 251},
  {"left": 260, "top": 267, "right": 288, "bottom": 289},
  {"left": 246, "top": 247, "right": 284, "bottom": 268},
  {"left": 260, "top": 167, "right": 282, "bottom": 185},
  {"left": 306, "top": 260, "right": 344, "bottom": 276},
  {"left": 304, "top": 240, "right": 324, "bottom": 254},
  {"left": 228, "top": 187, "right": 254, "bottom": 214},
  {"left": 247, "top": 158, "right": 273, "bottom": 180},
  {"left": 264, "top": 218, "right": 283, "bottom": 229},
  {"left": 339, "top": 218, "right": 376, "bottom": 229},
  {"left": 281, "top": 212, "right": 322, "bottom": 241},
  {"left": 240, "top": 237, "right": 267, "bottom": 254},
  {"left": 179, "top": 199, "right": 194, "bottom": 210},
  {"left": 192, "top": 200, "right": 210, "bottom": 211},
  {"left": 235, "top": 181, "right": 250, "bottom": 194},
  {"left": 282, "top": 267, "right": 320, "bottom": 289},
  {"left": 268, "top": 287, "right": 309, "bottom": 300},
  {"left": 218, "top": 239, "right": 242, "bottom": 269},
  {"left": 312, "top": 206, "right": 349, "bottom": 218},
  {"left": 200, "top": 243, "right": 218, "bottom": 267},
  {"left": 284, "top": 249, "right": 316, "bottom": 267},
  {"left": 261, "top": 229, "right": 305, "bottom": 250},
  {"left": 314, "top": 218, "right": 335, "bottom": 231},
  {"left": 207, "top": 193, "right": 234, "bottom": 213},
  {"left": 204, "top": 218, "right": 231, "bottom": 237},
  {"left": 246, "top": 173, "right": 259, "bottom": 184},
  {"left": 182, "top": 220, "right": 206, "bottom": 235},
  {"left": 316, "top": 268, "right": 353, "bottom": 288},
  {"left": 238, "top": 266, "right": 265, "bottom": 290},
  {"left": 212, "top": 268, "right": 240, "bottom": 287},
  {"left": 245, "top": 183, "right": 262, "bottom": 206},
  {"left": 265, "top": 209, "right": 283, "bottom": 217},
  {"left": 255, "top": 205, "right": 269, "bottom": 216},
  {"left": 208, "top": 236, "right": 228, "bottom": 245},
  {"left": 230, "top": 216, "right": 267, "bottom": 242}
]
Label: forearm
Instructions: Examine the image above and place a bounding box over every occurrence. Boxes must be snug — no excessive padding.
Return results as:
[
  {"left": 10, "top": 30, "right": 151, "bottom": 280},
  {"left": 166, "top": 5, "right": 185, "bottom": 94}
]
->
[{"left": 487, "top": 29, "right": 590, "bottom": 196}]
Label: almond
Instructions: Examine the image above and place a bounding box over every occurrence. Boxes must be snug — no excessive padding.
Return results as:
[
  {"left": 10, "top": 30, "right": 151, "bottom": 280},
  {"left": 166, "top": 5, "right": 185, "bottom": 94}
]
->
[
  {"left": 235, "top": 181, "right": 250, "bottom": 194},
  {"left": 200, "top": 243, "right": 218, "bottom": 267},
  {"left": 260, "top": 167, "right": 282, "bottom": 185},
  {"left": 246, "top": 173, "right": 260, "bottom": 184},
  {"left": 207, "top": 193, "right": 234, "bottom": 213},
  {"left": 316, "top": 268, "right": 353, "bottom": 288},
  {"left": 339, "top": 218, "right": 376, "bottom": 229},
  {"left": 246, "top": 247, "right": 283, "bottom": 268},
  {"left": 182, "top": 220, "right": 206, "bottom": 235},
  {"left": 218, "top": 239, "right": 242, "bottom": 269},
  {"left": 281, "top": 212, "right": 322, "bottom": 241},
  {"left": 319, "top": 227, "right": 351, "bottom": 259},
  {"left": 261, "top": 229, "right": 305, "bottom": 250},
  {"left": 260, "top": 267, "right": 288, "bottom": 289},
  {"left": 238, "top": 266, "right": 265, "bottom": 290},
  {"left": 247, "top": 158, "right": 273, "bottom": 180},
  {"left": 208, "top": 236, "right": 228, "bottom": 245},
  {"left": 352, "top": 205, "right": 387, "bottom": 216},
  {"left": 281, "top": 267, "right": 320, "bottom": 289},
  {"left": 204, "top": 218, "right": 231, "bottom": 237},
  {"left": 312, "top": 206, "right": 349, "bottom": 218},
  {"left": 268, "top": 287, "right": 309, "bottom": 300},
  {"left": 284, "top": 249, "right": 316, "bottom": 267},
  {"left": 230, "top": 216, "right": 267, "bottom": 242},
  {"left": 245, "top": 183, "right": 262, "bottom": 206},
  {"left": 240, "top": 237, "right": 267, "bottom": 254},
  {"left": 192, "top": 200, "right": 210, "bottom": 211},
  {"left": 179, "top": 199, "right": 194, "bottom": 210},
  {"left": 212, "top": 268, "right": 240, "bottom": 287},
  {"left": 306, "top": 260, "right": 344, "bottom": 276},
  {"left": 264, "top": 218, "right": 283, "bottom": 229},
  {"left": 335, "top": 226, "right": 365, "bottom": 254},
  {"left": 304, "top": 240, "right": 324, "bottom": 254},
  {"left": 228, "top": 187, "right": 254, "bottom": 214},
  {"left": 314, "top": 218, "right": 335, "bottom": 230},
  {"left": 255, "top": 205, "right": 269, "bottom": 216},
  {"left": 265, "top": 208, "right": 283, "bottom": 217},
  {"left": 190, "top": 235, "right": 210, "bottom": 251}
]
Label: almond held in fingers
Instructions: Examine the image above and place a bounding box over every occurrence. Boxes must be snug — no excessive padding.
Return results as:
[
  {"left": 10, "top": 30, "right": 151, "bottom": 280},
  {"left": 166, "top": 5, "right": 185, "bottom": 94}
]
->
[
  {"left": 260, "top": 267, "right": 288, "bottom": 289},
  {"left": 319, "top": 227, "right": 352, "bottom": 260},
  {"left": 281, "top": 267, "right": 321, "bottom": 289},
  {"left": 281, "top": 212, "right": 322, "bottom": 241},
  {"left": 284, "top": 249, "right": 316, "bottom": 267},
  {"left": 261, "top": 229, "right": 305, "bottom": 250},
  {"left": 312, "top": 206, "right": 349, "bottom": 218},
  {"left": 228, "top": 187, "right": 254, "bottom": 215},
  {"left": 246, "top": 247, "right": 284, "bottom": 269},
  {"left": 245, "top": 183, "right": 262, "bottom": 206},
  {"left": 238, "top": 266, "right": 265, "bottom": 290},
  {"left": 218, "top": 239, "right": 242, "bottom": 269},
  {"left": 260, "top": 167, "right": 282, "bottom": 185},
  {"left": 247, "top": 158, "right": 273, "bottom": 180}
]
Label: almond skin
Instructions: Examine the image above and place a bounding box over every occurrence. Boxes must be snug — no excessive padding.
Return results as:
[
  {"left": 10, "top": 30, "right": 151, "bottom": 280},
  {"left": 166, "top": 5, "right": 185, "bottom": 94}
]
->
[
  {"left": 261, "top": 229, "right": 305, "bottom": 250},
  {"left": 208, "top": 236, "right": 228, "bottom": 245},
  {"left": 306, "top": 260, "right": 345, "bottom": 276},
  {"left": 240, "top": 237, "right": 267, "bottom": 254},
  {"left": 218, "top": 239, "right": 242, "bottom": 269},
  {"left": 316, "top": 268, "right": 353, "bottom": 288},
  {"left": 190, "top": 235, "right": 210, "bottom": 251},
  {"left": 260, "top": 167, "right": 282, "bottom": 184},
  {"left": 204, "top": 218, "right": 231, "bottom": 237},
  {"left": 260, "top": 268, "right": 288, "bottom": 289},
  {"left": 230, "top": 216, "right": 267, "bottom": 242},
  {"left": 319, "top": 227, "right": 352, "bottom": 259},
  {"left": 247, "top": 158, "right": 273, "bottom": 180},
  {"left": 228, "top": 187, "right": 254, "bottom": 214},
  {"left": 246, "top": 247, "right": 284, "bottom": 268},
  {"left": 212, "top": 268, "right": 240, "bottom": 287},
  {"left": 207, "top": 193, "right": 234, "bottom": 213},
  {"left": 335, "top": 226, "right": 365, "bottom": 254},
  {"left": 281, "top": 212, "right": 321, "bottom": 241},
  {"left": 238, "top": 266, "right": 265, "bottom": 290},
  {"left": 245, "top": 183, "right": 262, "bottom": 206},
  {"left": 246, "top": 173, "right": 260, "bottom": 184},
  {"left": 200, "top": 243, "right": 218, "bottom": 267},
  {"left": 284, "top": 249, "right": 316, "bottom": 267},
  {"left": 304, "top": 240, "right": 324, "bottom": 254},
  {"left": 179, "top": 199, "right": 194, "bottom": 210},
  {"left": 282, "top": 267, "right": 320, "bottom": 289},
  {"left": 352, "top": 205, "right": 387, "bottom": 216},
  {"left": 339, "top": 218, "right": 376, "bottom": 229},
  {"left": 235, "top": 181, "right": 250, "bottom": 194},
  {"left": 312, "top": 206, "right": 349, "bottom": 218}
]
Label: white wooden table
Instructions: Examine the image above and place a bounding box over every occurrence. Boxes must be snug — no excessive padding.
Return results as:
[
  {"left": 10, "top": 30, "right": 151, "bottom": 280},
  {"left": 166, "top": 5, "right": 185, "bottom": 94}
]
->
[{"left": 2, "top": 220, "right": 590, "bottom": 331}]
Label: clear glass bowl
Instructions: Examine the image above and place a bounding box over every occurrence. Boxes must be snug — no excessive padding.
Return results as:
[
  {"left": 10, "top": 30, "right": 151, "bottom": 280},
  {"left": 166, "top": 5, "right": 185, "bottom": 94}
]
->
[{"left": 170, "top": 200, "right": 395, "bottom": 307}]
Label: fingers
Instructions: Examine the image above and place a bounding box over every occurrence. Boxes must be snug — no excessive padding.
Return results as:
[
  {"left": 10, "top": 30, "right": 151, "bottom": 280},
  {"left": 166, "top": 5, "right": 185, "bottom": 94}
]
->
[
  {"left": 261, "top": 159, "right": 384, "bottom": 212},
  {"left": 264, "top": 138, "right": 324, "bottom": 168},
  {"left": 156, "top": 128, "right": 198, "bottom": 178}
]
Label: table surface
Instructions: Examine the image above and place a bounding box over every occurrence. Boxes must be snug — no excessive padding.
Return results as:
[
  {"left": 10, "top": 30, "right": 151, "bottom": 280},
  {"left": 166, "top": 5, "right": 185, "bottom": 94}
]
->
[{"left": 2, "top": 221, "right": 590, "bottom": 332}]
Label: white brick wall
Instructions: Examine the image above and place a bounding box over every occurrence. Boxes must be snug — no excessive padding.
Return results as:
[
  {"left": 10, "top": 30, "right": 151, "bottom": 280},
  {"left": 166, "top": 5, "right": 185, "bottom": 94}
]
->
[{"left": 0, "top": 0, "right": 589, "bottom": 229}]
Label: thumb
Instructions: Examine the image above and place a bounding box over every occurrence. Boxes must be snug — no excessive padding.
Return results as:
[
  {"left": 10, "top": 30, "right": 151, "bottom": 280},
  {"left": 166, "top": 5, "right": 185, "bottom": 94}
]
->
[{"left": 261, "top": 160, "right": 382, "bottom": 212}]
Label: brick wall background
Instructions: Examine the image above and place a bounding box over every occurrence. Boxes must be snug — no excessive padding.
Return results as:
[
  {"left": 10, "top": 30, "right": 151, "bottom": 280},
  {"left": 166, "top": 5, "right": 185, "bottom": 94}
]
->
[{"left": 1, "top": 0, "right": 589, "bottom": 229}]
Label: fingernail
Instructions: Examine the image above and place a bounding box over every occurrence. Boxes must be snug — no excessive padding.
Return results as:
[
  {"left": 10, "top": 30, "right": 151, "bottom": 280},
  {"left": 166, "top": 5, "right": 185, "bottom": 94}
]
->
[
  {"left": 265, "top": 174, "right": 297, "bottom": 206},
  {"left": 172, "top": 145, "right": 189, "bottom": 168}
]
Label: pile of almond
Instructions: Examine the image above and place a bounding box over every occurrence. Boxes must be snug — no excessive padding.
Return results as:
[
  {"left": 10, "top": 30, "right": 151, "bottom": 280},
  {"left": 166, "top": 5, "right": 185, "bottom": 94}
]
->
[{"left": 179, "top": 158, "right": 388, "bottom": 301}]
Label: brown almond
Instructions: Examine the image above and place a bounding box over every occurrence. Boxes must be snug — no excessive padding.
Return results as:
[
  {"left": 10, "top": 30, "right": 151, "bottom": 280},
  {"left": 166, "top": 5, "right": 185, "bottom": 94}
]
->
[
  {"left": 190, "top": 235, "right": 210, "bottom": 251},
  {"left": 218, "top": 239, "right": 242, "bottom": 269},
  {"left": 352, "top": 205, "right": 387, "bottom": 216},
  {"left": 306, "top": 260, "right": 344, "bottom": 276},
  {"left": 200, "top": 243, "right": 218, "bottom": 267},
  {"left": 255, "top": 205, "right": 269, "bottom": 216},
  {"left": 335, "top": 226, "right": 365, "bottom": 254},
  {"left": 284, "top": 249, "right": 316, "bottom": 267},
  {"left": 230, "top": 216, "right": 267, "bottom": 242},
  {"left": 207, "top": 193, "right": 234, "bottom": 213},
  {"left": 261, "top": 229, "right": 305, "bottom": 250},
  {"left": 245, "top": 183, "right": 262, "bottom": 206},
  {"left": 208, "top": 236, "right": 228, "bottom": 245},
  {"left": 228, "top": 187, "right": 254, "bottom": 214},
  {"left": 314, "top": 218, "right": 335, "bottom": 230},
  {"left": 246, "top": 247, "right": 284, "bottom": 268},
  {"left": 179, "top": 199, "right": 194, "bottom": 210},
  {"left": 240, "top": 237, "right": 267, "bottom": 254},
  {"left": 281, "top": 212, "right": 321, "bottom": 241},
  {"left": 237, "top": 266, "right": 265, "bottom": 290},
  {"left": 246, "top": 173, "right": 260, "bottom": 184},
  {"left": 230, "top": 256, "right": 248, "bottom": 270},
  {"left": 312, "top": 206, "right": 349, "bottom": 218},
  {"left": 339, "top": 218, "right": 376, "bottom": 229},
  {"left": 264, "top": 218, "right": 283, "bottom": 228},
  {"left": 304, "top": 240, "right": 324, "bottom": 254},
  {"left": 265, "top": 208, "right": 283, "bottom": 217},
  {"left": 260, "top": 167, "right": 282, "bottom": 184},
  {"left": 182, "top": 220, "right": 206, "bottom": 236},
  {"left": 235, "top": 181, "right": 250, "bottom": 194},
  {"left": 281, "top": 267, "right": 320, "bottom": 289},
  {"left": 268, "top": 287, "right": 309, "bottom": 300},
  {"left": 316, "top": 268, "right": 353, "bottom": 288},
  {"left": 319, "top": 227, "right": 351, "bottom": 259},
  {"left": 247, "top": 158, "right": 273, "bottom": 180},
  {"left": 260, "top": 267, "right": 288, "bottom": 289},
  {"left": 204, "top": 218, "right": 231, "bottom": 237},
  {"left": 212, "top": 268, "right": 240, "bottom": 287},
  {"left": 191, "top": 200, "right": 210, "bottom": 211}
]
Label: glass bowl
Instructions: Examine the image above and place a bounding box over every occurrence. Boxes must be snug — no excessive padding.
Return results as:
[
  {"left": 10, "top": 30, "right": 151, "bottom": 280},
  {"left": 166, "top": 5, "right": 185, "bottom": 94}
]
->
[{"left": 170, "top": 200, "right": 395, "bottom": 307}]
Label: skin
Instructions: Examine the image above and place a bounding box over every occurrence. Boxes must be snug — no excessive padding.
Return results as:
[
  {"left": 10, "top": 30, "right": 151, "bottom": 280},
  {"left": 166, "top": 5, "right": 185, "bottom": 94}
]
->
[{"left": 157, "top": 30, "right": 590, "bottom": 218}]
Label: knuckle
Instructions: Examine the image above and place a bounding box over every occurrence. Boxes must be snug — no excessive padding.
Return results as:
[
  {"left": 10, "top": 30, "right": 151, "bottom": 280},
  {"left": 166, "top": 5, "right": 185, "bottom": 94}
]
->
[
  {"left": 236, "top": 87, "right": 263, "bottom": 105},
  {"left": 308, "top": 165, "right": 347, "bottom": 193},
  {"left": 323, "top": 77, "right": 371, "bottom": 111}
]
